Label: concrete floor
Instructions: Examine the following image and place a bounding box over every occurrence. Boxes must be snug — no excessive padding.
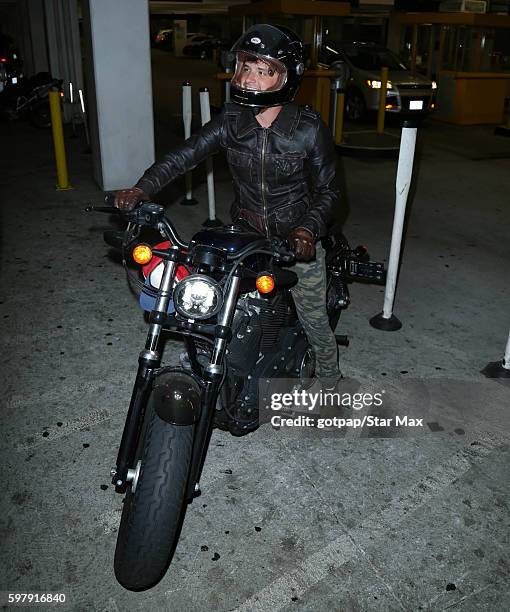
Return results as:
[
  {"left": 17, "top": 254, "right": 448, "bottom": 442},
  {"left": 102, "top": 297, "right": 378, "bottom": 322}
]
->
[{"left": 1, "top": 89, "right": 510, "bottom": 612}]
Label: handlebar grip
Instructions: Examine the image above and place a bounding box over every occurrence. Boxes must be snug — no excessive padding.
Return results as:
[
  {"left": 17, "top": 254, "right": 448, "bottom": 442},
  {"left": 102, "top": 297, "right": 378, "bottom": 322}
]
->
[
  {"left": 104, "top": 192, "right": 116, "bottom": 207},
  {"left": 83, "top": 205, "right": 120, "bottom": 214},
  {"left": 279, "top": 252, "right": 295, "bottom": 264},
  {"left": 271, "top": 238, "right": 295, "bottom": 264}
]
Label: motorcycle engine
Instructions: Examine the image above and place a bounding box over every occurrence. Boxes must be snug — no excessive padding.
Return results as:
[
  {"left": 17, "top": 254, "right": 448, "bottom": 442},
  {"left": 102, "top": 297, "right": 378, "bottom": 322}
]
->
[{"left": 218, "top": 292, "right": 291, "bottom": 435}]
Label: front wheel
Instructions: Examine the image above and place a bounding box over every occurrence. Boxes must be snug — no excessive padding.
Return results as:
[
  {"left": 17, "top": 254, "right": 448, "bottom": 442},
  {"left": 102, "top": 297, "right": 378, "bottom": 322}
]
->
[
  {"left": 114, "top": 397, "right": 193, "bottom": 591},
  {"left": 345, "top": 90, "right": 366, "bottom": 122}
]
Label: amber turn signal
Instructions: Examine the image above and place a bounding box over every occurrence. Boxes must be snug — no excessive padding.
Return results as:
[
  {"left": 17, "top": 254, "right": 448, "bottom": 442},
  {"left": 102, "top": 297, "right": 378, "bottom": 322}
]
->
[
  {"left": 256, "top": 274, "right": 275, "bottom": 294},
  {"left": 133, "top": 244, "right": 152, "bottom": 265}
]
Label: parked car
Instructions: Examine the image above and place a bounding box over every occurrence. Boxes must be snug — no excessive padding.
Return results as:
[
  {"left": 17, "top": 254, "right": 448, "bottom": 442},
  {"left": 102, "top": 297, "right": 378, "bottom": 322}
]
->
[
  {"left": 0, "top": 33, "right": 23, "bottom": 92},
  {"left": 183, "top": 34, "right": 220, "bottom": 59},
  {"left": 153, "top": 29, "right": 173, "bottom": 50},
  {"left": 320, "top": 42, "right": 437, "bottom": 121}
]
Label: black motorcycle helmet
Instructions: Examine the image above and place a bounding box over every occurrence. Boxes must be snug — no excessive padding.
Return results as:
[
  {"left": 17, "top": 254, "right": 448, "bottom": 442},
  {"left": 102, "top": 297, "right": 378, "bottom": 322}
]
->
[{"left": 230, "top": 24, "right": 305, "bottom": 108}]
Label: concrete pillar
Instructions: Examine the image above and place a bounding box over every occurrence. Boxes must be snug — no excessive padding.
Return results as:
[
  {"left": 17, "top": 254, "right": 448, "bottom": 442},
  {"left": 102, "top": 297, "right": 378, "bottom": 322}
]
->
[{"left": 82, "top": 0, "right": 155, "bottom": 191}]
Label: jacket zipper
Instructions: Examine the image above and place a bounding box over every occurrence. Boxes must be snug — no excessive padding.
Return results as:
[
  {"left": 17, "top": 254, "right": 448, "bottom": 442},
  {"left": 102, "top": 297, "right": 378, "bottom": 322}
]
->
[{"left": 261, "top": 128, "right": 270, "bottom": 237}]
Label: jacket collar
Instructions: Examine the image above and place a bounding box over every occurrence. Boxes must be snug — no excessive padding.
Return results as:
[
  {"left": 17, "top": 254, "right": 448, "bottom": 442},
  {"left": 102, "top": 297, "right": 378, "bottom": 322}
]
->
[{"left": 236, "top": 103, "right": 300, "bottom": 139}]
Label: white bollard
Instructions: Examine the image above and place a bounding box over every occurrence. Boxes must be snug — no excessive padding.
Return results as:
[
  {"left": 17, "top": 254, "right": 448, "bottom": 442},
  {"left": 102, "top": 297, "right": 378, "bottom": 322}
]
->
[
  {"left": 505, "top": 331, "right": 510, "bottom": 369},
  {"left": 78, "top": 88, "right": 91, "bottom": 148},
  {"left": 482, "top": 329, "right": 510, "bottom": 379},
  {"left": 199, "top": 87, "right": 222, "bottom": 227},
  {"left": 370, "top": 120, "right": 418, "bottom": 331},
  {"left": 69, "top": 81, "right": 77, "bottom": 137},
  {"left": 180, "top": 81, "right": 198, "bottom": 206}
]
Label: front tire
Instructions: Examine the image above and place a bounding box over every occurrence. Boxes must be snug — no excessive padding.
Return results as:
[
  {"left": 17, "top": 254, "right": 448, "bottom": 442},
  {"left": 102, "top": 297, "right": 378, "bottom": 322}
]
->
[
  {"left": 345, "top": 90, "right": 366, "bottom": 122},
  {"left": 114, "top": 398, "right": 193, "bottom": 591}
]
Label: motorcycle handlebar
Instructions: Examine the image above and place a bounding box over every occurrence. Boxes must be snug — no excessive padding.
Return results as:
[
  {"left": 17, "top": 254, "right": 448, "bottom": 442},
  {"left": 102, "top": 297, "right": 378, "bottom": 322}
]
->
[
  {"left": 88, "top": 195, "right": 187, "bottom": 250},
  {"left": 87, "top": 196, "right": 295, "bottom": 263},
  {"left": 104, "top": 193, "right": 116, "bottom": 207}
]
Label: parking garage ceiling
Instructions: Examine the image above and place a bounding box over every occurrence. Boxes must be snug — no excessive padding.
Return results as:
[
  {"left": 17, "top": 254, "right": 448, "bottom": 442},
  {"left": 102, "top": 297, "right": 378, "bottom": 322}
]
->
[{"left": 149, "top": 0, "right": 247, "bottom": 15}]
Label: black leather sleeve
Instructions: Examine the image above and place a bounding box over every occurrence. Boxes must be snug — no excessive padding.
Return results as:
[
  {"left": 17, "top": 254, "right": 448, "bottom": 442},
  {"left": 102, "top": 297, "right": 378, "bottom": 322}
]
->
[
  {"left": 297, "top": 118, "right": 340, "bottom": 239},
  {"left": 134, "top": 110, "right": 224, "bottom": 197}
]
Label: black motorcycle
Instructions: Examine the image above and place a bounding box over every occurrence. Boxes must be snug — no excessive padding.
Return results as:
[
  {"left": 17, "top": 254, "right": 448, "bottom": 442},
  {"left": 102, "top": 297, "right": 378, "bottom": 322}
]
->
[
  {"left": 87, "top": 200, "right": 384, "bottom": 591},
  {"left": 0, "top": 72, "right": 62, "bottom": 128}
]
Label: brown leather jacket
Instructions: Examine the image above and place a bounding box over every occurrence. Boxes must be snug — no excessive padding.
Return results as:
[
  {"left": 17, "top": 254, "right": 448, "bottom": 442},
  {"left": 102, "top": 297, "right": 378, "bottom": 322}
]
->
[{"left": 135, "top": 102, "right": 339, "bottom": 240}]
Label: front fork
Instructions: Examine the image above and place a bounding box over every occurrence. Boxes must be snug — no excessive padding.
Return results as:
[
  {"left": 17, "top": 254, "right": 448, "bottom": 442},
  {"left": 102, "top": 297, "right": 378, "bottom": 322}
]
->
[
  {"left": 112, "top": 253, "right": 178, "bottom": 493},
  {"left": 186, "top": 272, "right": 241, "bottom": 500}
]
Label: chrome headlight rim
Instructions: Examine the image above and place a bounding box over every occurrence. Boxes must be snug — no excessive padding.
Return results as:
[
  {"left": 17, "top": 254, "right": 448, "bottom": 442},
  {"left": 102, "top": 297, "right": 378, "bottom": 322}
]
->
[{"left": 173, "top": 274, "right": 223, "bottom": 320}]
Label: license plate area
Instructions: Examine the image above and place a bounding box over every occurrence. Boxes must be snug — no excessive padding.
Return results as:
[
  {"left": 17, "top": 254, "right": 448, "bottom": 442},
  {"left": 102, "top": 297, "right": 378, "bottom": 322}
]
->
[
  {"left": 344, "top": 259, "right": 386, "bottom": 284},
  {"left": 409, "top": 99, "right": 424, "bottom": 110}
]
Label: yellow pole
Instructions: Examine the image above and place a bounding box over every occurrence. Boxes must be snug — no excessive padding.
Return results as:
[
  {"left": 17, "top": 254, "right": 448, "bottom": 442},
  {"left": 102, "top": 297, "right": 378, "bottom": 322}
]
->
[
  {"left": 320, "top": 77, "right": 329, "bottom": 121},
  {"left": 314, "top": 77, "right": 323, "bottom": 113},
  {"left": 335, "top": 91, "right": 345, "bottom": 145},
  {"left": 377, "top": 66, "right": 388, "bottom": 135},
  {"left": 411, "top": 25, "right": 418, "bottom": 76},
  {"left": 426, "top": 26, "right": 434, "bottom": 79},
  {"left": 48, "top": 90, "right": 73, "bottom": 190}
]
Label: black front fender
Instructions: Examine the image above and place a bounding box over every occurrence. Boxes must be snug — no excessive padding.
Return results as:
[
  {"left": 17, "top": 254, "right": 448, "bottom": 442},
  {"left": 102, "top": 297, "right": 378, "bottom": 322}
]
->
[{"left": 149, "top": 368, "right": 202, "bottom": 426}]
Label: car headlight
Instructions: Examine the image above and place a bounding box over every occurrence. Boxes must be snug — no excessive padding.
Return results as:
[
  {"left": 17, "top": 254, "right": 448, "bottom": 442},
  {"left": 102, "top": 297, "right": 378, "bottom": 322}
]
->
[
  {"left": 173, "top": 274, "right": 223, "bottom": 320},
  {"left": 431, "top": 80, "right": 437, "bottom": 90},
  {"left": 367, "top": 79, "right": 393, "bottom": 89}
]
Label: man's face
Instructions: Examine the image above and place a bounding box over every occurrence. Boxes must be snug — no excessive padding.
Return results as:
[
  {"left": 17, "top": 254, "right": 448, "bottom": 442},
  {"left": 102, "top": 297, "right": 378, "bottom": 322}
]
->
[{"left": 238, "top": 59, "right": 280, "bottom": 92}]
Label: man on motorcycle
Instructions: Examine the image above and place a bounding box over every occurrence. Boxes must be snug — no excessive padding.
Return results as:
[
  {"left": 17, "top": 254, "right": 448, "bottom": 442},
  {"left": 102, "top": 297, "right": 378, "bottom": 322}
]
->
[{"left": 114, "top": 24, "right": 342, "bottom": 389}]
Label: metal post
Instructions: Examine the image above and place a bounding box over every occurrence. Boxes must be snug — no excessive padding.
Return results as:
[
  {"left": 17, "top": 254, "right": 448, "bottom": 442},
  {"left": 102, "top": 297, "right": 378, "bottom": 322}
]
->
[
  {"left": 377, "top": 66, "right": 389, "bottom": 135},
  {"left": 48, "top": 90, "right": 73, "bottom": 190},
  {"left": 426, "top": 27, "right": 434, "bottom": 79},
  {"left": 199, "top": 88, "right": 222, "bottom": 227},
  {"left": 482, "top": 330, "right": 510, "bottom": 379},
  {"left": 370, "top": 120, "right": 418, "bottom": 331},
  {"left": 411, "top": 25, "right": 418, "bottom": 76},
  {"left": 335, "top": 91, "right": 345, "bottom": 146},
  {"left": 314, "top": 77, "right": 323, "bottom": 113},
  {"left": 68, "top": 81, "right": 77, "bottom": 138},
  {"left": 330, "top": 62, "right": 348, "bottom": 146},
  {"left": 438, "top": 26, "right": 445, "bottom": 74},
  {"left": 329, "top": 79, "right": 338, "bottom": 131},
  {"left": 330, "top": 77, "right": 345, "bottom": 146},
  {"left": 180, "top": 81, "right": 198, "bottom": 206}
]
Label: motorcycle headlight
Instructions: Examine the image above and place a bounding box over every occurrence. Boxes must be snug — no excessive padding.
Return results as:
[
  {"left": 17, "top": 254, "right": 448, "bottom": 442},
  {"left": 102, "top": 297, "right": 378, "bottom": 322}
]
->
[{"left": 173, "top": 274, "right": 223, "bottom": 320}]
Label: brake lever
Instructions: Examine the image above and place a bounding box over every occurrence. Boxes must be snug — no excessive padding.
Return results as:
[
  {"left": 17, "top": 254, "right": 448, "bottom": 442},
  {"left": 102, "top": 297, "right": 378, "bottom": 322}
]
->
[
  {"left": 275, "top": 250, "right": 296, "bottom": 264},
  {"left": 271, "top": 238, "right": 296, "bottom": 264},
  {"left": 83, "top": 204, "right": 145, "bottom": 226}
]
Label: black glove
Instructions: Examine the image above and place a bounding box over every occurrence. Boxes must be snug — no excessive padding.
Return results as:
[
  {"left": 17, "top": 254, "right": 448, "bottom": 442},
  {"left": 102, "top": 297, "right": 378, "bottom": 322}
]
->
[
  {"left": 113, "top": 187, "right": 149, "bottom": 211},
  {"left": 288, "top": 227, "right": 315, "bottom": 261}
]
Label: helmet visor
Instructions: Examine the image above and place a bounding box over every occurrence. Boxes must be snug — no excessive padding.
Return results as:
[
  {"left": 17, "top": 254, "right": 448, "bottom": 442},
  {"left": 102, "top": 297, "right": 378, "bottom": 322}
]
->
[{"left": 231, "top": 52, "right": 287, "bottom": 93}]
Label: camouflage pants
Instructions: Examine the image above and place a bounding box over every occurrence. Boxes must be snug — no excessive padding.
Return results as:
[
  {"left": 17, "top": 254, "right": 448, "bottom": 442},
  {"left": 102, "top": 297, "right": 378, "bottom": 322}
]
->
[{"left": 290, "top": 243, "right": 341, "bottom": 378}]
